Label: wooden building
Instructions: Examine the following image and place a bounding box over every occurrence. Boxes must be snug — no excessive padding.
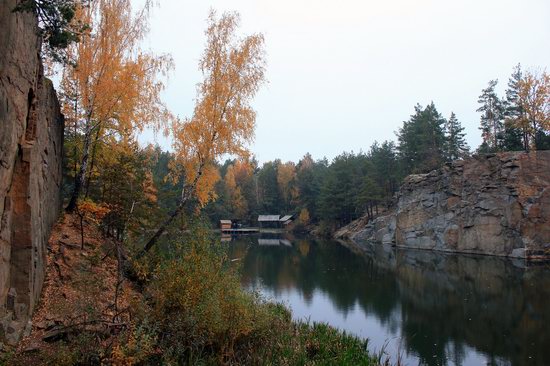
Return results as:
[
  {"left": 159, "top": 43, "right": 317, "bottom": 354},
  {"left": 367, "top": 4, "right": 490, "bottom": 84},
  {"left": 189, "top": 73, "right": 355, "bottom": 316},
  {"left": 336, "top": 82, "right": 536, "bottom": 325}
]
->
[
  {"left": 258, "top": 215, "right": 281, "bottom": 228},
  {"left": 279, "top": 215, "right": 294, "bottom": 226},
  {"left": 220, "top": 220, "right": 232, "bottom": 231}
]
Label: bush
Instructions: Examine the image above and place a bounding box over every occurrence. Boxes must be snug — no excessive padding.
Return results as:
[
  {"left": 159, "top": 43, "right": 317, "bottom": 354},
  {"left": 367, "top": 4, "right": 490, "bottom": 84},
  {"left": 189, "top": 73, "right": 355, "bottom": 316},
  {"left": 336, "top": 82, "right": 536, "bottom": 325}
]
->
[
  {"left": 137, "top": 222, "right": 379, "bottom": 365},
  {"left": 145, "top": 225, "right": 277, "bottom": 364}
]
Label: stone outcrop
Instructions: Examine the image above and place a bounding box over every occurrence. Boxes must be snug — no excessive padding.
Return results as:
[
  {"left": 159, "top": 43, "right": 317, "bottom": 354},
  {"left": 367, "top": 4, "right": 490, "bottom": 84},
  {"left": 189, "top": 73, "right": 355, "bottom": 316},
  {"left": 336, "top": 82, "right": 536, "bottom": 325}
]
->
[
  {"left": 0, "top": 0, "right": 64, "bottom": 345},
  {"left": 342, "top": 152, "right": 550, "bottom": 260}
]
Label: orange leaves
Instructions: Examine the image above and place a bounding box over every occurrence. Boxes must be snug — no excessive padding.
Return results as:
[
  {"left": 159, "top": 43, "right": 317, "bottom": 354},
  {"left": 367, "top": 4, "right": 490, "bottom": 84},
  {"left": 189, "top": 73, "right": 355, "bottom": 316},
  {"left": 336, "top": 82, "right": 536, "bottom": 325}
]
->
[
  {"left": 61, "top": 0, "right": 173, "bottom": 138},
  {"left": 61, "top": 0, "right": 173, "bottom": 213},
  {"left": 277, "top": 161, "right": 298, "bottom": 207},
  {"left": 509, "top": 69, "right": 550, "bottom": 149},
  {"left": 77, "top": 199, "right": 111, "bottom": 224},
  {"left": 142, "top": 171, "right": 158, "bottom": 204},
  {"left": 224, "top": 163, "right": 248, "bottom": 218},
  {"left": 518, "top": 70, "right": 550, "bottom": 132},
  {"left": 171, "top": 10, "right": 266, "bottom": 207}
]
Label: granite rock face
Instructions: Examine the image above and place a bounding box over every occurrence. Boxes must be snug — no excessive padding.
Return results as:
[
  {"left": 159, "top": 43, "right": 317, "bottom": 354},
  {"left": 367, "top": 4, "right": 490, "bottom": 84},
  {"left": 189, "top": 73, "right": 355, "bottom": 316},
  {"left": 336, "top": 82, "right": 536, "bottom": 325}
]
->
[
  {"left": 346, "top": 152, "right": 550, "bottom": 260},
  {"left": 0, "top": 0, "right": 64, "bottom": 345}
]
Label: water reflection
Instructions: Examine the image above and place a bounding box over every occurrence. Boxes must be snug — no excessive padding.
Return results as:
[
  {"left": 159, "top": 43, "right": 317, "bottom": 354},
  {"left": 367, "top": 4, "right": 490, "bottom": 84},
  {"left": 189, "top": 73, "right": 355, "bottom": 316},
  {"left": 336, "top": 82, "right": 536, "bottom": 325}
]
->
[{"left": 226, "top": 234, "right": 550, "bottom": 366}]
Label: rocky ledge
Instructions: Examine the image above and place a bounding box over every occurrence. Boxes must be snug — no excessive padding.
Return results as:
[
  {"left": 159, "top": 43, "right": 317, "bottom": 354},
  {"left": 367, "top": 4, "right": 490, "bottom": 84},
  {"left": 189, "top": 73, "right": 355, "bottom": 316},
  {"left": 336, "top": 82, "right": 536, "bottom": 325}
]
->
[{"left": 338, "top": 151, "right": 550, "bottom": 260}]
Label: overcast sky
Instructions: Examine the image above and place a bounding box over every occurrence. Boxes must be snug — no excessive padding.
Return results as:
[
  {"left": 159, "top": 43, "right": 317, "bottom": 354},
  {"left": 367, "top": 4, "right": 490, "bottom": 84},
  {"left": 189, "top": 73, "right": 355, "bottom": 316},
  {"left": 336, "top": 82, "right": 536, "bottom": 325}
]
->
[{"left": 137, "top": 0, "right": 550, "bottom": 163}]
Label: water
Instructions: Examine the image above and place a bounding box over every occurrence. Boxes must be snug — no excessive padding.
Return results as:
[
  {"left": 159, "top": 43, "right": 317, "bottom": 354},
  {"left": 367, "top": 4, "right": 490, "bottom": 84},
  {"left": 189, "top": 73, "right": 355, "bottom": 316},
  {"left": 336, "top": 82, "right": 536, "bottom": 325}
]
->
[{"left": 226, "top": 233, "right": 550, "bottom": 366}]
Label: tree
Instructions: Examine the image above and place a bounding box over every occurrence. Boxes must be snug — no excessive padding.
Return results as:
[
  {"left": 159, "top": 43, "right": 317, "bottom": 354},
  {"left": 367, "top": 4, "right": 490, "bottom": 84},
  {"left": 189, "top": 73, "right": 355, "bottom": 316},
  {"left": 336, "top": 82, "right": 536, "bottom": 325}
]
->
[
  {"left": 368, "top": 141, "right": 400, "bottom": 206},
  {"left": 318, "top": 152, "right": 366, "bottom": 225},
  {"left": 230, "top": 159, "right": 258, "bottom": 221},
  {"left": 13, "top": 0, "right": 87, "bottom": 62},
  {"left": 516, "top": 69, "right": 550, "bottom": 150},
  {"left": 397, "top": 103, "right": 447, "bottom": 174},
  {"left": 142, "top": 10, "right": 266, "bottom": 254},
  {"left": 477, "top": 80, "right": 504, "bottom": 151},
  {"left": 98, "top": 139, "right": 160, "bottom": 240},
  {"left": 295, "top": 153, "right": 327, "bottom": 222},
  {"left": 62, "top": 0, "right": 172, "bottom": 212},
  {"left": 444, "top": 112, "right": 469, "bottom": 160},
  {"left": 503, "top": 64, "right": 528, "bottom": 150},
  {"left": 257, "top": 161, "right": 282, "bottom": 214},
  {"left": 277, "top": 161, "right": 297, "bottom": 212},
  {"left": 224, "top": 164, "right": 248, "bottom": 219},
  {"left": 298, "top": 208, "right": 310, "bottom": 226},
  {"left": 357, "top": 176, "right": 382, "bottom": 220}
]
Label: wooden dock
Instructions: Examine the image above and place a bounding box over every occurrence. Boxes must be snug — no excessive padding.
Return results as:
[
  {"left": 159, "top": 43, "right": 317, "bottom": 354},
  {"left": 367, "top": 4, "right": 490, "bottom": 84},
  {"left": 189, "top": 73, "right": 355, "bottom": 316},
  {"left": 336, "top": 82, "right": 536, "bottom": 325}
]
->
[{"left": 221, "top": 228, "right": 260, "bottom": 234}]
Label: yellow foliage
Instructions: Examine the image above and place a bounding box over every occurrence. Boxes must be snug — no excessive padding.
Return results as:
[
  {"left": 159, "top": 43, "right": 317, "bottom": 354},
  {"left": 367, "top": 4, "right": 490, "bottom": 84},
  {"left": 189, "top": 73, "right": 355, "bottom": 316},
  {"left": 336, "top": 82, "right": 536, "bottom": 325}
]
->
[
  {"left": 224, "top": 164, "right": 248, "bottom": 218},
  {"left": 277, "top": 161, "right": 296, "bottom": 206},
  {"left": 298, "top": 208, "right": 311, "bottom": 225},
  {"left": 171, "top": 10, "right": 266, "bottom": 207},
  {"left": 192, "top": 163, "right": 220, "bottom": 206},
  {"left": 142, "top": 171, "right": 158, "bottom": 204},
  {"left": 517, "top": 70, "right": 550, "bottom": 143},
  {"left": 61, "top": 0, "right": 173, "bottom": 140}
]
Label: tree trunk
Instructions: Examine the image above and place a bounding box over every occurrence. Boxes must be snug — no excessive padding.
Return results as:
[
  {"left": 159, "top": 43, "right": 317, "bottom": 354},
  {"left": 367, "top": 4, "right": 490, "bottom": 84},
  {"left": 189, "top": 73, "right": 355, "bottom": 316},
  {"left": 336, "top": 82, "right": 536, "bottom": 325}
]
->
[
  {"left": 137, "top": 201, "right": 186, "bottom": 257},
  {"left": 138, "top": 163, "right": 204, "bottom": 257},
  {"left": 66, "top": 118, "right": 93, "bottom": 212},
  {"left": 85, "top": 126, "right": 102, "bottom": 198}
]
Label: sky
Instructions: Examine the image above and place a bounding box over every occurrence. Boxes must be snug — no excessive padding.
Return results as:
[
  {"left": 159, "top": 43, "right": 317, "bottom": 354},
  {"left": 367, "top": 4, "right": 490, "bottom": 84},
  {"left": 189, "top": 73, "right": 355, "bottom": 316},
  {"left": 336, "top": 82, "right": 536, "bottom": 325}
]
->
[{"left": 137, "top": 0, "right": 550, "bottom": 163}]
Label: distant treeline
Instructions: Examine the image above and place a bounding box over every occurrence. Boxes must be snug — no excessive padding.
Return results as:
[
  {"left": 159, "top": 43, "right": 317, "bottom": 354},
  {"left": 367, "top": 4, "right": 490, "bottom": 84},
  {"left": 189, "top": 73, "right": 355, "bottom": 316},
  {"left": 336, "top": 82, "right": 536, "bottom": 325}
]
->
[
  {"left": 145, "top": 64, "right": 549, "bottom": 230},
  {"left": 66, "top": 64, "right": 549, "bottom": 235}
]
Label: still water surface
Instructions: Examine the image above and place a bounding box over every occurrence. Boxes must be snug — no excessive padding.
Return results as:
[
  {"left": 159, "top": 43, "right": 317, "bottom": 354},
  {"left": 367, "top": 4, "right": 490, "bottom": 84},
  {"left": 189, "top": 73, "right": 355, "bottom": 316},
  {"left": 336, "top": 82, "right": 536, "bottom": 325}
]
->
[{"left": 226, "top": 234, "right": 550, "bottom": 366}]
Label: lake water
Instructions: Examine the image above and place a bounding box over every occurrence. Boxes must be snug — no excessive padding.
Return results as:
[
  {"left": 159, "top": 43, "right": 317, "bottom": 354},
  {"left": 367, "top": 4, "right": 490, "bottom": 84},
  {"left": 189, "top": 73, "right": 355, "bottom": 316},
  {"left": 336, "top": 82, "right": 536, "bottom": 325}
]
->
[{"left": 226, "top": 233, "right": 550, "bottom": 366}]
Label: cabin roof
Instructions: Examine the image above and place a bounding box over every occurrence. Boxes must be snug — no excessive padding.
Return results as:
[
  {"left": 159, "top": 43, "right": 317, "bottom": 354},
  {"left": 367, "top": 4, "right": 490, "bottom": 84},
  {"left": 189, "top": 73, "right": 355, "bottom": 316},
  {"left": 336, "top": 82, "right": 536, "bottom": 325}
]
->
[
  {"left": 220, "top": 220, "right": 232, "bottom": 224},
  {"left": 279, "top": 215, "right": 293, "bottom": 222},
  {"left": 258, "top": 215, "right": 280, "bottom": 222}
]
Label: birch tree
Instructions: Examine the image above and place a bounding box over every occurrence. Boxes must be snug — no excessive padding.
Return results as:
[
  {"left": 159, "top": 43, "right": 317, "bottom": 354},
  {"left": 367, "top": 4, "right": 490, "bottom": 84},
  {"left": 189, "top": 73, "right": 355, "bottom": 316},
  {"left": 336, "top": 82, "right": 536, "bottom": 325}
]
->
[
  {"left": 141, "top": 10, "right": 266, "bottom": 253},
  {"left": 62, "top": 0, "right": 172, "bottom": 212}
]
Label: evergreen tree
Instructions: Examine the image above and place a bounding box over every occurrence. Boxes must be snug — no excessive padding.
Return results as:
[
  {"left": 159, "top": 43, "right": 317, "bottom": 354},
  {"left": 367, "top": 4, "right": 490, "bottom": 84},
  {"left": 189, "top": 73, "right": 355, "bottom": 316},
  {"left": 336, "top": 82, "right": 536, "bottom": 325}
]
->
[
  {"left": 444, "top": 112, "right": 469, "bottom": 160},
  {"left": 503, "top": 64, "right": 528, "bottom": 150},
  {"left": 502, "top": 122, "right": 525, "bottom": 151},
  {"left": 477, "top": 80, "right": 504, "bottom": 152},
  {"left": 318, "top": 153, "right": 366, "bottom": 225},
  {"left": 397, "top": 102, "right": 447, "bottom": 174},
  {"left": 295, "top": 153, "right": 326, "bottom": 222},
  {"left": 357, "top": 176, "right": 382, "bottom": 220},
  {"left": 13, "top": 0, "right": 86, "bottom": 62},
  {"left": 368, "top": 141, "right": 399, "bottom": 206},
  {"left": 257, "top": 160, "right": 281, "bottom": 214}
]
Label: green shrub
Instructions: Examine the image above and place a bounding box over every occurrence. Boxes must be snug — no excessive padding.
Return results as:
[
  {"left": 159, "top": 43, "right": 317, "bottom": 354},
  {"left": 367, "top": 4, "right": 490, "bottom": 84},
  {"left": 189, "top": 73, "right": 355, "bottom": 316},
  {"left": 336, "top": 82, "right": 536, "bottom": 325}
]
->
[{"left": 138, "top": 222, "right": 379, "bottom": 365}]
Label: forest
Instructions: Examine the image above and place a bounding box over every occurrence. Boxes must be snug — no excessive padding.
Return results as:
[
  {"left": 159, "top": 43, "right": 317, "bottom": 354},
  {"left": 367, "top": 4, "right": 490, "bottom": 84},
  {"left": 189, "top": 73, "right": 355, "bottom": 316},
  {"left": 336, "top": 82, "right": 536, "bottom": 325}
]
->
[
  {"left": 164, "top": 63, "right": 550, "bottom": 233},
  {"left": 61, "top": 59, "right": 550, "bottom": 239}
]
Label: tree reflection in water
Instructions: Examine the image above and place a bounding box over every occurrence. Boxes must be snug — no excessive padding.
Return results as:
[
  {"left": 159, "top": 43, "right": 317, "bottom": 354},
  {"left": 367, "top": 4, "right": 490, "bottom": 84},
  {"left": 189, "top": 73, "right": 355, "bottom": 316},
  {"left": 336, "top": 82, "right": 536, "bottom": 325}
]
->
[{"left": 227, "top": 234, "right": 550, "bottom": 366}]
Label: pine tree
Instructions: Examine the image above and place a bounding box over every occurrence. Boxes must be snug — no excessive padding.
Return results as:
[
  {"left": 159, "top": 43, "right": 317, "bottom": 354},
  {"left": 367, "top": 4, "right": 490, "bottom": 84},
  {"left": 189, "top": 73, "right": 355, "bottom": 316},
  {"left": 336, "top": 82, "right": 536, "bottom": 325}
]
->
[
  {"left": 368, "top": 141, "right": 399, "bottom": 206},
  {"left": 397, "top": 102, "right": 447, "bottom": 174},
  {"left": 503, "top": 64, "right": 527, "bottom": 150},
  {"left": 357, "top": 176, "right": 382, "bottom": 220},
  {"left": 477, "top": 80, "right": 504, "bottom": 152},
  {"left": 445, "top": 112, "right": 469, "bottom": 160}
]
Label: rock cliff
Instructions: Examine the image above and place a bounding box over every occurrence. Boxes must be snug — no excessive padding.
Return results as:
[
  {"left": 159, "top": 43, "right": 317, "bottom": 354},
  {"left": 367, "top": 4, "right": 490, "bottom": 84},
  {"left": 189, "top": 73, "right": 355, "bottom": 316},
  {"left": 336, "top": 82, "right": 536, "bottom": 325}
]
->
[
  {"left": 0, "top": 0, "right": 64, "bottom": 345},
  {"left": 340, "top": 151, "right": 550, "bottom": 260}
]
